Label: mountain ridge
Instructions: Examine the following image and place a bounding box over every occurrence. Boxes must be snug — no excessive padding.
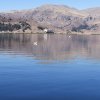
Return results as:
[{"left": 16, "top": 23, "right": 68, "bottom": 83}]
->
[{"left": 0, "top": 4, "right": 100, "bottom": 34}]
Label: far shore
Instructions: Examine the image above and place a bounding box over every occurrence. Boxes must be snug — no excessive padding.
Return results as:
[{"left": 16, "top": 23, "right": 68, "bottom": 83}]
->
[{"left": 0, "top": 31, "right": 100, "bottom": 35}]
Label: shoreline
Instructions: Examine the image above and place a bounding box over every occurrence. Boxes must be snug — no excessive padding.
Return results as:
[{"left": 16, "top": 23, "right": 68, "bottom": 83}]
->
[{"left": 0, "top": 31, "right": 100, "bottom": 35}]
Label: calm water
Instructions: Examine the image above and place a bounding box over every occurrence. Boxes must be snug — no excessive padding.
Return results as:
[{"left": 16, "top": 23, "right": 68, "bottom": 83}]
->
[{"left": 0, "top": 33, "right": 100, "bottom": 100}]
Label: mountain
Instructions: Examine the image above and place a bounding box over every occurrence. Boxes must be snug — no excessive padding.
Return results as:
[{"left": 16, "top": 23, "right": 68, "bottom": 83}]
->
[
  {"left": 82, "top": 7, "right": 100, "bottom": 17},
  {"left": 0, "top": 4, "right": 100, "bottom": 34}
]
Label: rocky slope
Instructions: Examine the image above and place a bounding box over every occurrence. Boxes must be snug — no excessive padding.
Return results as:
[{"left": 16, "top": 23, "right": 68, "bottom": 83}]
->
[{"left": 0, "top": 4, "right": 100, "bottom": 34}]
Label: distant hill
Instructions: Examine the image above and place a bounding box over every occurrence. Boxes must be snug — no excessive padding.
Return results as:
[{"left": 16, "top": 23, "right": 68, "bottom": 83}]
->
[
  {"left": 82, "top": 7, "right": 100, "bottom": 16},
  {"left": 0, "top": 4, "right": 100, "bottom": 34}
]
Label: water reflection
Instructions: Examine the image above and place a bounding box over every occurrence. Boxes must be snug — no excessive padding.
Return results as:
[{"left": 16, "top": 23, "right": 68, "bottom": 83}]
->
[
  {"left": 0, "top": 33, "right": 100, "bottom": 60},
  {"left": 1, "top": 33, "right": 100, "bottom": 100}
]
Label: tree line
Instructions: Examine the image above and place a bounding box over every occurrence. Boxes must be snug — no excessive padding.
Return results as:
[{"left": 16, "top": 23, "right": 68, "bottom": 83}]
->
[{"left": 0, "top": 21, "right": 31, "bottom": 32}]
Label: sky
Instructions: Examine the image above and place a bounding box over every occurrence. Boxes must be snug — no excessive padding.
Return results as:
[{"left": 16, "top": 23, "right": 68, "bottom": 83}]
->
[{"left": 0, "top": 0, "right": 100, "bottom": 11}]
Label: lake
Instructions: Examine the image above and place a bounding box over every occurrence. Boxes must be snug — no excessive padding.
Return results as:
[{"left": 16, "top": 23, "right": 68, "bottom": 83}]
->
[{"left": 0, "top": 33, "right": 100, "bottom": 100}]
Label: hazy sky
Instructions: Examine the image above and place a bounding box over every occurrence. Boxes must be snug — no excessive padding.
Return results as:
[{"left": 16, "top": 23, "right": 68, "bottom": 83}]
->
[{"left": 0, "top": 0, "right": 100, "bottom": 11}]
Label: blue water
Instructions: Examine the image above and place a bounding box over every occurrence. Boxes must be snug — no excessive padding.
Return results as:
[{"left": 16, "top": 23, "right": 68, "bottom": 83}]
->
[{"left": 0, "top": 34, "right": 100, "bottom": 100}]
